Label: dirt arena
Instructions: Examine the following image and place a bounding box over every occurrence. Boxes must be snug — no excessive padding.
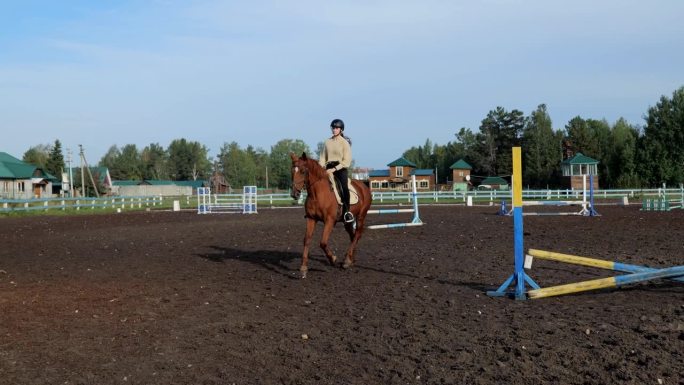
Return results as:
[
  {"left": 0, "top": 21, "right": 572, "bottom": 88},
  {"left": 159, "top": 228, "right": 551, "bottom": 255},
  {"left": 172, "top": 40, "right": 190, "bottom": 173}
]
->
[{"left": 0, "top": 204, "right": 682, "bottom": 385}]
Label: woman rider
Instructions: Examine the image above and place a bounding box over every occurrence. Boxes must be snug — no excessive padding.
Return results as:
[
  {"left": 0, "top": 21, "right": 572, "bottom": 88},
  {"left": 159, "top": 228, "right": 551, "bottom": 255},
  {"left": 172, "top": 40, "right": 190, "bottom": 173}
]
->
[{"left": 319, "top": 118, "right": 354, "bottom": 223}]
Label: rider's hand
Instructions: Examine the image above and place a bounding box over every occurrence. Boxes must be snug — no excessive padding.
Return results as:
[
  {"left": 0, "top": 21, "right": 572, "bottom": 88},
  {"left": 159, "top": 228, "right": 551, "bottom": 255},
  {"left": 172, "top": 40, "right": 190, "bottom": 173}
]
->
[{"left": 327, "top": 168, "right": 335, "bottom": 175}]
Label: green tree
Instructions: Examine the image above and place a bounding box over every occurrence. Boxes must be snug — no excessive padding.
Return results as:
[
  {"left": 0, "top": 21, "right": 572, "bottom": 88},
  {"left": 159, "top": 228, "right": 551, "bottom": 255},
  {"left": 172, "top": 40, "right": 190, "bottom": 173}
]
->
[
  {"left": 477, "top": 107, "right": 526, "bottom": 176},
  {"left": 403, "top": 139, "right": 434, "bottom": 169},
  {"left": 637, "top": 86, "right": 684, "bottom": 186},
  {"left": 168, "top": 139, "right": 211, "bottom": 181},
  {"left": 99, "top": 145, "right": 121, "bottom": 177},
  {"left": 522, "top": 104, "right": 562, "bottom": 188},
  {"left": 564, "top": 116, "right": 597, "bottom": 156},
  {"left": 116, "top": 144, "right": 143, "bottom": 180},
  {"left": 141, "top": 143, "right": 169, "bottom": 180},
  {"left": 23, "top": 144, "right": 50, "bottom": 168},
  {"left": 609, "top": 118, "right": 640, "bottom": 188},
  {"left": 586, "top": 119, "right": 612, "bottom": 187},
  {"left": 454, "top": 127, "right": 485, "bottom": 171},
  {"left": 246, "top": 146, "right": 269, "bottom": 188},
  {"left": 218, "top": 142, "right": 258, "bottom": 188},
  {"left": 45, "top": 139, "right": 65, "bottom": 177},
  {"left": 431, "top": 144, "right": 449, "bottom": 185},
  {"left": 269, "top": 139, "right": 311, "bottom": 190}
]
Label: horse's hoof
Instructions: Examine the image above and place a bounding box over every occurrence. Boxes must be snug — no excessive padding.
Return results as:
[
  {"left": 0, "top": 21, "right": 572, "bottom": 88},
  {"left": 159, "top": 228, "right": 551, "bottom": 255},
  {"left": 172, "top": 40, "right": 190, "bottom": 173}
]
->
[
  {"left": 329, "top": 255, "right": 337, "bottom": 266},
  {"left": 342, "top": 259, "right": 353, "bottom": 269},
  {"left": 300, "top": 267, "right": 308, "bottom": 279}
]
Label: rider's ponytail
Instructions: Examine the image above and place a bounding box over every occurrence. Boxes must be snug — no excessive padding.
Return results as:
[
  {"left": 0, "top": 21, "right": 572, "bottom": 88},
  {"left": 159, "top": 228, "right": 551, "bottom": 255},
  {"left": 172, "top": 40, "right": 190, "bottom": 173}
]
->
[{"left": 341, "top": 132, "right": 352, "bottom": 146}]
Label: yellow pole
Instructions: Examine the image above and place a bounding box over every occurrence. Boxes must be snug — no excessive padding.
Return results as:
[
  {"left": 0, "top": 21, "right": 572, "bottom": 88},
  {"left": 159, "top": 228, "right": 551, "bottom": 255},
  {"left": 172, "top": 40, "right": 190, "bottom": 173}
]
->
[
  {"left": 527, "top": 277, "right": 618, "bottom": 299},
  {"left": 512, "top": 147, "right": 522, "bottom": 207},
  {"left": 528, "top": 249, "right": 614, "bottom": 270}
]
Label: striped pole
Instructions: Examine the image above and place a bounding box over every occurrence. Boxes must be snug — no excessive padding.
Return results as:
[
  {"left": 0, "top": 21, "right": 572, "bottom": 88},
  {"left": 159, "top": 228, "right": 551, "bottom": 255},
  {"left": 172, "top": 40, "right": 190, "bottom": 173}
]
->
[
  {"left": 487, "top": 147, "right": 539, "bottom": 300},
  {"left": 410, "top": 174, "right": 422, "bottom": 225},
  {"left": 527, "top": 265, "right": 684, "bottom": 299},
  {"left": 527, "top": 249, "right": 684, "bottom": 283},
  {"left": 367, "top": 174, "right": 423, "bottom": 230},
  {"left": 588, "top": 174, "right": 599, "bottom": 216},
  {"left": 366, "top": 222, "right": 424, "bottom": 230}
]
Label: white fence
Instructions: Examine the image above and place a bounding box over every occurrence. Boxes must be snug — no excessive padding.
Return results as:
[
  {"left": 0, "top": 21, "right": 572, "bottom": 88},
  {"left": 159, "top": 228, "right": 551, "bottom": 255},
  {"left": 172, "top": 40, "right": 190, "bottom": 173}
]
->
[
  {"left": 0, "top": 196, "right": 164, "bottom": 213},
  {"left": 113, "top": 185, "right": 193, "bottom": 197},
  {"left": 2, "top": 187, "right": 683, "bottom": 214}
]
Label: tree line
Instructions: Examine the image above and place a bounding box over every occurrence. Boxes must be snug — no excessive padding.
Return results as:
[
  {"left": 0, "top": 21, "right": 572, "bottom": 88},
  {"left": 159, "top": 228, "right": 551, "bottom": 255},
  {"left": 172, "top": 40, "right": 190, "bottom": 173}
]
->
[
  {"left": 22, "top": 138, "right": 312, "bottom": 191},
  {"left": 403, "top": 86, "right": 684, "bottom": 188},
  {"left": 21, "top": 86, "right": 683, "bottom": 190}
]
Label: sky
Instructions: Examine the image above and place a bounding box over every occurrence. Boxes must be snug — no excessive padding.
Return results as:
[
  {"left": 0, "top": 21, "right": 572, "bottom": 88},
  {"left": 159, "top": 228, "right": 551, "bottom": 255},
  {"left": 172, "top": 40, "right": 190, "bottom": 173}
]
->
[{"left": 1, "top": 0, "right": 683, "bottom": 170}]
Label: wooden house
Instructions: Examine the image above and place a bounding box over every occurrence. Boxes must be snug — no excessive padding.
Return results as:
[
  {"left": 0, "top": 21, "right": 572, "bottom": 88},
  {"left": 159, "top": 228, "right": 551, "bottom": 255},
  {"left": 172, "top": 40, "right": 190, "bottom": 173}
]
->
[
  {"left": 368, "top": 157, "right": 435, "bottom": 191},
  {"left": 0, "top": 152, "right": 57, "bottom": 199},
  {"left": 449, "top": 159, "right": 472, "bottom": 191}
]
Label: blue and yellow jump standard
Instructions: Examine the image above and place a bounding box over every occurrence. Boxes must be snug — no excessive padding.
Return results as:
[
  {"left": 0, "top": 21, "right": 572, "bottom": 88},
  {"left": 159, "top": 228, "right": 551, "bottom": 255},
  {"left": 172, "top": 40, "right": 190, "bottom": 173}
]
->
[{"left": 486, "top": 147, "right": 539, "bottom": 300}]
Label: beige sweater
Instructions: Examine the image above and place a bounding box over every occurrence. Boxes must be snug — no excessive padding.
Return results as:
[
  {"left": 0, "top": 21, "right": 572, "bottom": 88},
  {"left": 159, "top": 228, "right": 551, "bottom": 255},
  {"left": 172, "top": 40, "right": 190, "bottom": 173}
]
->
[{"left": 319, "top": 135, "right": 352, "bottom": 171}]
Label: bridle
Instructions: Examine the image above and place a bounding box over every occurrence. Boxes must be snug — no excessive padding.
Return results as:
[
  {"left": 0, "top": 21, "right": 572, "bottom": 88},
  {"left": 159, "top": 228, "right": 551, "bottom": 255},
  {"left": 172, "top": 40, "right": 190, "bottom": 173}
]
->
[
  {"left": 292, "top": 161, "right": 326, "bottom": 195},
  {"left": 292, "top": 165, "right": 308, "bottom": 193}
]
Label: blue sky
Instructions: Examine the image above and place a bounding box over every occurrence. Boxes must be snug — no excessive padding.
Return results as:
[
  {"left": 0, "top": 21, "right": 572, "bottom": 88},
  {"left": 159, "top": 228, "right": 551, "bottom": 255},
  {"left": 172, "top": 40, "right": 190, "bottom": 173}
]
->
[{"left": 1, "top": 0, "right": 683, "bottom": 169}]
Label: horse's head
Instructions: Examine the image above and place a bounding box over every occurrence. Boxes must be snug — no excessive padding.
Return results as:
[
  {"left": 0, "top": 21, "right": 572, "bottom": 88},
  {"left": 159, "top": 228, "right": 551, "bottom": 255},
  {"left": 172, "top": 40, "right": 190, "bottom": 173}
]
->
[{"left": 290, "top": 152, "right": 309, "bottom": 200}]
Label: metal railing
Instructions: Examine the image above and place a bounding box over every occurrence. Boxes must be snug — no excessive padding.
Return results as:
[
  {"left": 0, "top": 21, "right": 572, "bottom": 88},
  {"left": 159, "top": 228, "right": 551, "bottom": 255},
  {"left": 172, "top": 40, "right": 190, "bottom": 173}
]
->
[
  {"left": 2, "top": 187, "right": 682, "bottom": 214},
  {"left": 0, "top": 196, "right": 164, "bottom": 213}
]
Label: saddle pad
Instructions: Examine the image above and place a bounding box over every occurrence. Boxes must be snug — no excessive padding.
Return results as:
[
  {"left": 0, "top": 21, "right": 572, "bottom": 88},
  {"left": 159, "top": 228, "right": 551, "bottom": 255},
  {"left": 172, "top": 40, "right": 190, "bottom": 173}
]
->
[{"left": 328, "top": 174, "right": 359, "bottom": 205}]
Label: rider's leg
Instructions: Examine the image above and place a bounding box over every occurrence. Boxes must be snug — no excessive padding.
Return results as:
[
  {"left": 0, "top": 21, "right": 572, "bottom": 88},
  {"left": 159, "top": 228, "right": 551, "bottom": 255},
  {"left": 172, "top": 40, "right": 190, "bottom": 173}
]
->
[{"left": 335, "top": 168, "right": 354, "bottom": 222}]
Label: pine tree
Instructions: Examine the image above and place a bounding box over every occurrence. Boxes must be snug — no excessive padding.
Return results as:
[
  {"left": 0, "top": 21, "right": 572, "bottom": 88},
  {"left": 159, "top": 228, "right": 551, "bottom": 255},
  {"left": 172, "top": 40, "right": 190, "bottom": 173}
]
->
[{"left": 45, "top": 140, "right": 65, "bottom": 177}]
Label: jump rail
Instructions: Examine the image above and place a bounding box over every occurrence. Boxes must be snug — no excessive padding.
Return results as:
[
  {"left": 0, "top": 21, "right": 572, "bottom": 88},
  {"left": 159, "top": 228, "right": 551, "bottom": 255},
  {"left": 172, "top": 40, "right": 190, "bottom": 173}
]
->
[
  {"left": 197, "top": 186, "right": 257, "bottom": 214},
  {"left": 499, "top": 174, "right": 598, "bottom": 217},
  {"left": 367, "top": 175, "right": 424, "bottom": 230},
  {"left": 487, "top": 146, "right": 680, "bottom": 300}
]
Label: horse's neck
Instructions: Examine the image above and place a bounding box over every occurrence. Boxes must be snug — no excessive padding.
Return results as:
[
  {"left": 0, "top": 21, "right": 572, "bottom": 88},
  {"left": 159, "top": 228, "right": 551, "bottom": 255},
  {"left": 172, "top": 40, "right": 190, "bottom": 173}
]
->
[{"left": 306, "top": 161, "right": 330, "bottom": 197}]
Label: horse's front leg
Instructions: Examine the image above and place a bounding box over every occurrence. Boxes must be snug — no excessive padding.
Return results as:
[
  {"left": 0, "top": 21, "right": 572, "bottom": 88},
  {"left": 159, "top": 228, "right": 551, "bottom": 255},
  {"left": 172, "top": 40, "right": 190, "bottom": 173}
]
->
[
  {"left": 300, "top": 218, "right": 317, "bottom": 279},
  {"left": 342, "top": 214, "right": 365, "bottom": 269},
  {"left": 319, "top": 218, "right": 338, "bottom": 267}
]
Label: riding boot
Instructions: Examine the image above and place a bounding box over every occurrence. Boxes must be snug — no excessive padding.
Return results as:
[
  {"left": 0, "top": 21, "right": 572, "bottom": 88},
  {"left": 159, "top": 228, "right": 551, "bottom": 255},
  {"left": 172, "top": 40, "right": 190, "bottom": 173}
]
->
[{"left": 343, "top": 199, "right": 354, "bottom": 223}]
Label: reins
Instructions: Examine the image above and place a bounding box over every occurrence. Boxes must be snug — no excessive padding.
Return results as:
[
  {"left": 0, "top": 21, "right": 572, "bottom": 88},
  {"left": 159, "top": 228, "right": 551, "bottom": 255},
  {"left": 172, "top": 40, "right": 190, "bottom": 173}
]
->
[{"left": 295, "top": 160, "right": 330, "bottom": 194}]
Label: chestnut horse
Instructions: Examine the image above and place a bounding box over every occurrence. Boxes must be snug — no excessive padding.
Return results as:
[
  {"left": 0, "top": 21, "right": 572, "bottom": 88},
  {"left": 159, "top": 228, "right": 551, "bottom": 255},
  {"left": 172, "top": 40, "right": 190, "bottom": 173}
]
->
[{"left": 290, "top": 152, "right": 372, "bottom": 278}]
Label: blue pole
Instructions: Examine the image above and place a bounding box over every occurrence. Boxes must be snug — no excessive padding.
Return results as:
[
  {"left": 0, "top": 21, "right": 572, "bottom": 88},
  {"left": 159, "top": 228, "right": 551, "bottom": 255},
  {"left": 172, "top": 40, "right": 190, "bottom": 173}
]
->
[
  {"left": 589, "top": 174, "right": 599, "bottom": 216},
  {"left": 487, "top": 147, "right": 539, "bottom": 299}
]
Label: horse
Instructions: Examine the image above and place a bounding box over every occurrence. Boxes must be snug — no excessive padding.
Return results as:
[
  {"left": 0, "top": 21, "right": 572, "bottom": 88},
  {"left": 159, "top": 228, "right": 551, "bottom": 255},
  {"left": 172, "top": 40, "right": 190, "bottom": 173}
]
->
[{"left": 289, "top": 152, "right": 372, "bottom": 278}]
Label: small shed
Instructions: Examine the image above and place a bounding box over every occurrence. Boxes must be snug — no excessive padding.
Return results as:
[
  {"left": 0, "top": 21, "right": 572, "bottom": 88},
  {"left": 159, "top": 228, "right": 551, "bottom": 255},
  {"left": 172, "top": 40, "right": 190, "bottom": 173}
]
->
[
  {"left": 479, "top": 176, "right": 509, "bottom": 190},
  {"left": 561, "top": 152, "right": 599, "bottom": 190},
  {"left": 449, "top": 159, "right": 472, "bottom": 191}
]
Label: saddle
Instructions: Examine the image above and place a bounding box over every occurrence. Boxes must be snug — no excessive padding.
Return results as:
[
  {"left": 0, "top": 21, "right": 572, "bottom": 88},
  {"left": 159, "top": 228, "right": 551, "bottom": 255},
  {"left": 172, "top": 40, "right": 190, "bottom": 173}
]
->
[{"left": 327, "top": 174, "right": 359, "bottom": 206}]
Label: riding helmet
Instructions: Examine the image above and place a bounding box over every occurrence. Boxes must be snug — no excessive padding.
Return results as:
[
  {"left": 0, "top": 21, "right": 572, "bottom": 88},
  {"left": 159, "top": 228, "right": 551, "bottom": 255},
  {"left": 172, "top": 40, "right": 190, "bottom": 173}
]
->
[{"left": 330, "top": 119, "right": 345, "bottom": 131}]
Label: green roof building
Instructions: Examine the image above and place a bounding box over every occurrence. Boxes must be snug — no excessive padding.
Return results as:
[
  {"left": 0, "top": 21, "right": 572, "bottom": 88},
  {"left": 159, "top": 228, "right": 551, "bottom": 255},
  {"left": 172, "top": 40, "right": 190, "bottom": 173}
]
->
[
  {"left": 449, "top": 159, "right": 472, "bottom": 191},
  {"left": 0, "top": 152, "right": 57, "bottom": 199},
  {"left": 479, "top": 176, "right": 509, "bottom": 190},
  {"left": 561, "top": 152, "right": 600, "bottom": 190},
  {"left": 368, "top": 156, "right": 435, "bottom": 191}
]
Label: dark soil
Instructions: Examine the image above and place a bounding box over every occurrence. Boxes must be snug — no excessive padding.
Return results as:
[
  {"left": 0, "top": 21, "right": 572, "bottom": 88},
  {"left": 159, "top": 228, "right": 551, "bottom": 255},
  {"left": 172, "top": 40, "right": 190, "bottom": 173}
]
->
[{"left": 0, "top": 205, "right": 682, "bottom": 385}]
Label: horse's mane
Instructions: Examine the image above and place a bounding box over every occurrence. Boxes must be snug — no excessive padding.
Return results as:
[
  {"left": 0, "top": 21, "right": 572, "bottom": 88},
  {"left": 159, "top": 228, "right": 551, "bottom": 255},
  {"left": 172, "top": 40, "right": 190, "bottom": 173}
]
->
[{"left": 304, "top": 157, "right": 328, "bottom": 182}]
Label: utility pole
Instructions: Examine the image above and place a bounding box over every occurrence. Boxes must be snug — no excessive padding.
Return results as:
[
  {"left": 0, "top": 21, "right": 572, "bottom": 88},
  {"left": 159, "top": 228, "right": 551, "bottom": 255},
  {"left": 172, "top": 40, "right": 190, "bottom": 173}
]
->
[
  {"left": 79, "top": 145, "right": 100, "bottom": 198},
  {"left": 79, "top": 145, "right": 85, "bottom": 197},
  {"left": 67, "top": 148, "right": 74, "bottom": 197}
]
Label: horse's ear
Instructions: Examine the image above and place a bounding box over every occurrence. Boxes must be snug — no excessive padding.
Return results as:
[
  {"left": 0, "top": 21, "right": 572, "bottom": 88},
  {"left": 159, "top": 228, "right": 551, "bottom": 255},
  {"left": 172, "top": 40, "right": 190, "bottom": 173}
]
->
[
  {"left": 301, "top": 152, "right": 308, "bottom": 160},
  {"left": 290, "top": 152, "right": 297, "bottom": 161}
]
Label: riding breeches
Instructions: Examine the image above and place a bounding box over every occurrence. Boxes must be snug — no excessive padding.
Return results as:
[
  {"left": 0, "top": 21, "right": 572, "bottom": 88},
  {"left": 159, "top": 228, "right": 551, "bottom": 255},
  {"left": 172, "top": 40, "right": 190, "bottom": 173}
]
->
[{"left": 328, "top": 166, "right": 350, "bottom": 213}]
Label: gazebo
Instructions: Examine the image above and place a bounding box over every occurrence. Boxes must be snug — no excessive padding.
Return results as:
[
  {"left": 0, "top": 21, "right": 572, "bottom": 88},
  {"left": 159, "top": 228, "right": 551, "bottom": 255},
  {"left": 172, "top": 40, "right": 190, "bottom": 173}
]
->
[{"left": 561, "top": 152, "right": 599, "bottom": 190}]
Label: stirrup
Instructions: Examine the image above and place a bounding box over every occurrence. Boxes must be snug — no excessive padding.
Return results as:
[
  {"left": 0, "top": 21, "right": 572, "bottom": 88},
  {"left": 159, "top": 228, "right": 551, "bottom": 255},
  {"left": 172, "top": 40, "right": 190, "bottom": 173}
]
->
[{"left": 343, "top": 212, "right": 355, "bottom": 223}]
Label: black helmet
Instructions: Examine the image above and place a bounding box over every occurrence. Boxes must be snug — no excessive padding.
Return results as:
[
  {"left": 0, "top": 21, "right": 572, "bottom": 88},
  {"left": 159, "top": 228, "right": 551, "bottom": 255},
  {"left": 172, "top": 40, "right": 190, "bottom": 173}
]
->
[{"left": 330, "top": 119, "right": 344, "bottom": 131}]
